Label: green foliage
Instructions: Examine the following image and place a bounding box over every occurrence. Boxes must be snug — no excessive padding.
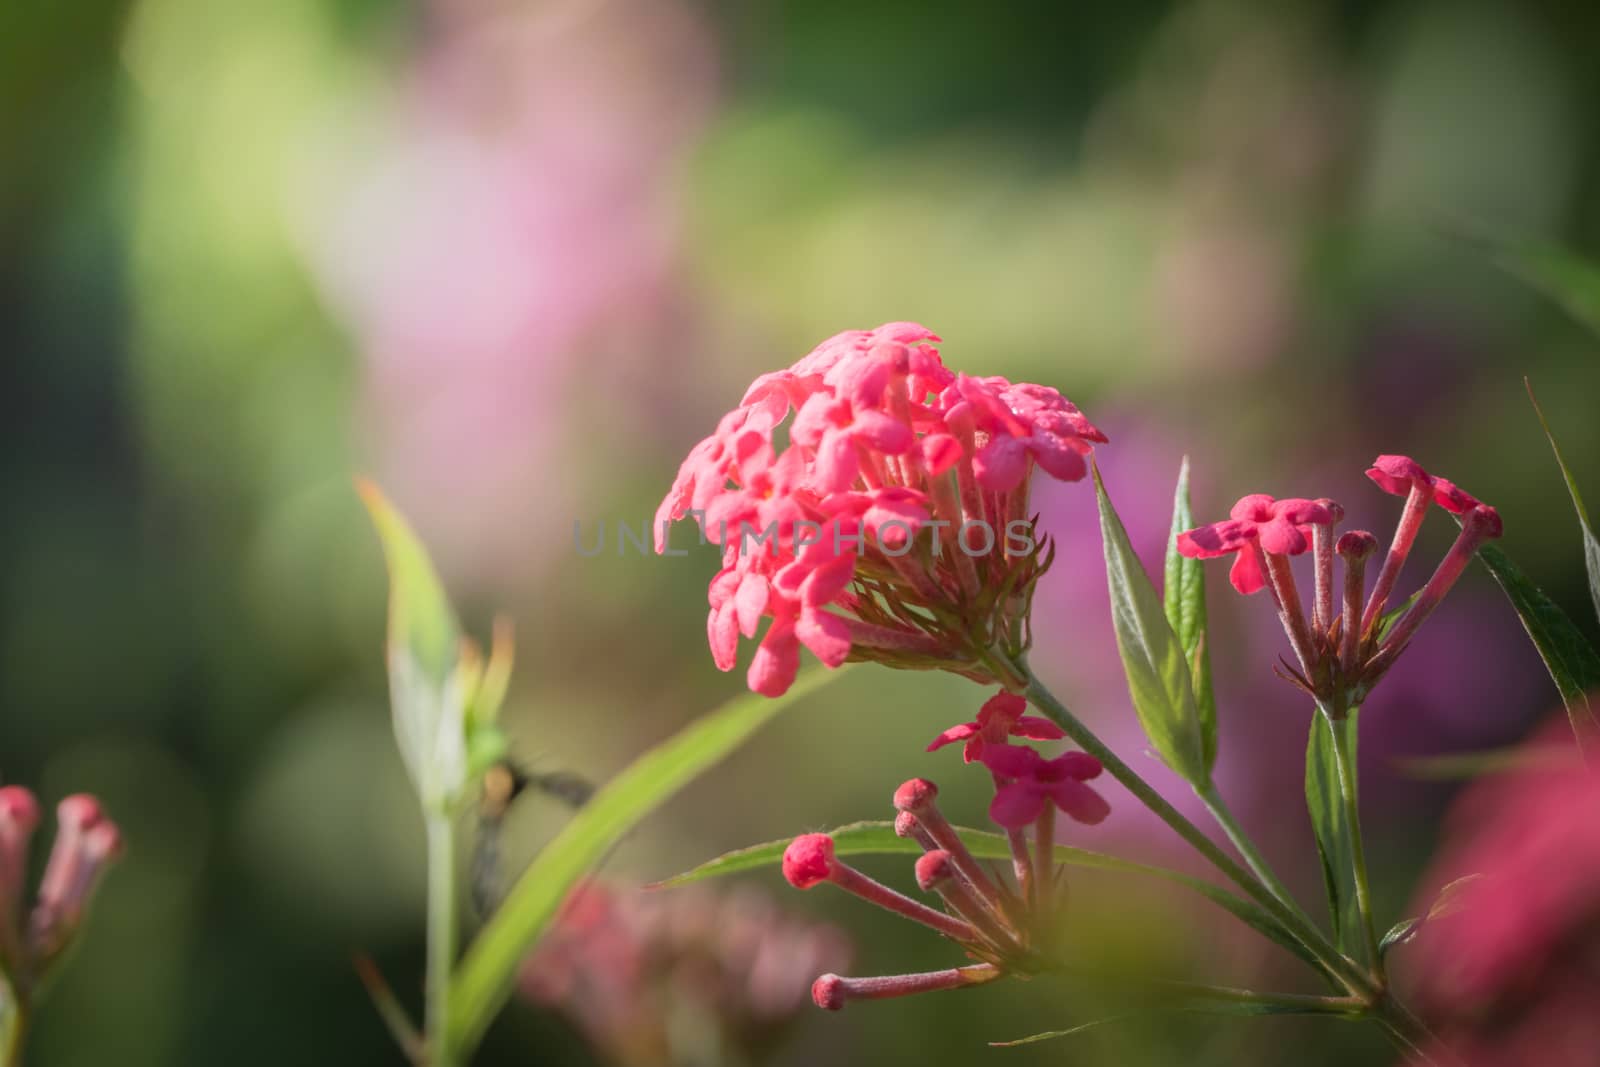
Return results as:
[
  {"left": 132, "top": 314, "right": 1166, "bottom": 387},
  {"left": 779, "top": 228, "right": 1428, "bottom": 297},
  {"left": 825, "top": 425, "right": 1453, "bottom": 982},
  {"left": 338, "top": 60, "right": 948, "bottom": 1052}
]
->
[
  {"left": 1305, "top": 710, "right": 1361, "bottom": 956},
  {"left": 1477, "top": 543, "right": 1600, "bottom": 761},
  {"left": 1525, "top": 380, "right": 1600, "bottom": 630},
  {"left": 1379, "top": 874, "right": 1482, "bottom": 956},
  {"left": 445, "top": 667, "right": 845, "bottom": 1060},
  {"left": 652, "top": 820, "right": 1320, "bottom": 972},
  {"left": 1162, "top": 457, "right": 1218, "bottom": 775},
  {"left": 360, "top": 481, "right": 477, "bottom": 811},
  {"left": 1093, "top": 462, "right": 1209, "bottom": 786}
]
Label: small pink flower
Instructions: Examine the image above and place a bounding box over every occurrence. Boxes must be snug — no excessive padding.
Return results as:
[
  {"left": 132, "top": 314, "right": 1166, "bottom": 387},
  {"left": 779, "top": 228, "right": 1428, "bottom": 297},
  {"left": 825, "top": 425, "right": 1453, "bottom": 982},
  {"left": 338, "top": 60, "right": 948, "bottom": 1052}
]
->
[
  {"left": 1177, "top": 494, "right": 1334, "bottom": 595},
  {"left": 979, "top": 745, "right": 1109, "bottom": 828},
  {"left": 1366, "top": 455, "right": 1482, "bottom": 515},
  {"left": 925, "top": 691, "right": 1065, "bottom": 763}
]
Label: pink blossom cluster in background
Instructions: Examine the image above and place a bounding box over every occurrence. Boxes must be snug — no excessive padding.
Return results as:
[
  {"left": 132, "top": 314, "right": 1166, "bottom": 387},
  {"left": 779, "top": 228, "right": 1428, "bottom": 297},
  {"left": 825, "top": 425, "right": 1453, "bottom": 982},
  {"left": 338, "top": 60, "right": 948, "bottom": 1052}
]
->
[
  {"left": 520, "top": 879, "right": 850, "bottom": 1067},
  {"left": 1404, "top": 718, "right": 1600, "bottom": 1066},
  {"left": 308, "top": 0, "right": 715, "bottom": 585}
]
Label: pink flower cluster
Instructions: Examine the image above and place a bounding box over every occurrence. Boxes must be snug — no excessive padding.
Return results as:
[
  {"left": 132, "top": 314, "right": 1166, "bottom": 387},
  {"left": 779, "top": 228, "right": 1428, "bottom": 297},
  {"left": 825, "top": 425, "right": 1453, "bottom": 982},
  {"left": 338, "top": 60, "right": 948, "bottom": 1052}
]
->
[
  {"left": 656, "top": 324, "right": 1106, "bottom": 697},
  {"left": 521, "top": 878, "right": 850, "bottom": 1065},
  {"left": 0, "top": 788, "right": 121, "bottom": 990},
  {"left": 1177, "top": 455, "right": 1502, "bottom": 706},
  {"left": 778, "top": 691, "right": 1107, "bottom": 1011},
  {"left": 1403, "top": 720, "right": 1600, "bottom": 1066}
]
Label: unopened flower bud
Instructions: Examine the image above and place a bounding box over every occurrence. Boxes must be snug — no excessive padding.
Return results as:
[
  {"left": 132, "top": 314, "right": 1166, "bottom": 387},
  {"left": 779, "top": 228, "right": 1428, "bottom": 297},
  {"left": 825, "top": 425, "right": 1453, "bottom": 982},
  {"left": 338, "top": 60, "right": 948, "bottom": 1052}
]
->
[
  {"left": 781, "top": 834, "right": 835, "bottom": 890},
  {"left": 914, "top": 850, "right": 956, "bottom": 892}
]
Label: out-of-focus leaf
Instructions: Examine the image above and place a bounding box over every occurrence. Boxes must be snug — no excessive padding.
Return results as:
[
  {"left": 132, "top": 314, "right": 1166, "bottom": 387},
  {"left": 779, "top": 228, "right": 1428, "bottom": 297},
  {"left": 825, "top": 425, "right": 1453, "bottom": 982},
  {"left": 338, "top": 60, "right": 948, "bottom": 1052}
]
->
[
  {"left": 446, "top": 667, "right": 845, "bottom": 1060},
  {"left": 1497, "top": 239, "right": 1600, "bottom": 339},
  {"left": 1163, "top": 457, "right": 1217, "bottom": 774},
  {"left": 1306, "top": 710, "right": 1360, "bottom": 957},
  {"left": 990, "top": 1017, "right": 1135, "bottom": 1048},
  {"left": 1093, "top": 462, "right": 1207, "bottom": 786},
  {"left": 1477, "top": 543, "right": 1600, "bottom": 762},
  {"left": 1525, "top": 379, "right": 1600, "bottom": 628},
  {"left": 649, "top": 820, "right": 1319, "bottom": 971},
  {"left": 1380, "top": 874, "right": 1483, "bottom": 956},
  {"left": 1396, "top": 744, "right": 1582, "bottom": 781},
  {"left": 359, "top": 481, "right": 470, "bottom": 808}
]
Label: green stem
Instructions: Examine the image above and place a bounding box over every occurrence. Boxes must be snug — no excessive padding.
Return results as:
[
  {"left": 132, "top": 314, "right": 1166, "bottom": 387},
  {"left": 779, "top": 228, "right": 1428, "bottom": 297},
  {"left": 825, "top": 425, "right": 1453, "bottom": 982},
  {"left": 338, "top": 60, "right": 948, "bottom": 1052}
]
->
[
  {"left": 1196, "top": 782, "right": 1317, "bottom": 932},
  {"left": 1013, "top": 659, "right": 1375, "bottom": 1000},
  {"left": 1326, "top": 714, "right": 1382, "bottom": 977},
  {"left": 425, "top": 810, "right": 459, "bottom": 1067}
]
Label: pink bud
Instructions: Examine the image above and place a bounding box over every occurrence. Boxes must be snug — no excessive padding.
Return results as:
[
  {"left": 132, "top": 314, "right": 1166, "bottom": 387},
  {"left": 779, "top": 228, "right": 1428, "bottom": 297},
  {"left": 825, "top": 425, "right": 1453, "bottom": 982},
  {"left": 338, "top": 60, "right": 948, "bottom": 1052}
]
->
[
  {"left": 1336, "top": 530, "right": 1378, "bottom": 560},
  {"left": 914, "top": 850, "right": 955, "bottom": 892},
  {"left": 892, "top": 778, "right": 938, "bottom": 813},
  {"left": 29, "top": 794, "right": 122, "bottom": 968},
  {"left": 782, "top": 834, "right": 835, "bottom": 890},
  {"left": 812, "top": 973, "right": 848, "bottom": 1011}
]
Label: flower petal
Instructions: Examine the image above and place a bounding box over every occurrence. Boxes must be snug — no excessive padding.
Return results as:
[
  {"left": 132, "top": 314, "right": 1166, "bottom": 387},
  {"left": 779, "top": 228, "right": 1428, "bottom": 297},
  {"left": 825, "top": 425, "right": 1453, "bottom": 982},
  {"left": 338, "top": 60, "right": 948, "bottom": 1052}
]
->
[
  {"left": 926, "top": 722, "right": 980, "bottom": 752},
  {"left": 1050, "top": 779, "right": 1111, "bottom": 825},
  {"left": 989, "top": 782, "right": 1048, "bottom": 829},
  {"left": 1228, "top": 546, "right": 1268, "bottom": 595},
  {"left": 1011, "top": 716, "right": 1067, "bottom": 742}
]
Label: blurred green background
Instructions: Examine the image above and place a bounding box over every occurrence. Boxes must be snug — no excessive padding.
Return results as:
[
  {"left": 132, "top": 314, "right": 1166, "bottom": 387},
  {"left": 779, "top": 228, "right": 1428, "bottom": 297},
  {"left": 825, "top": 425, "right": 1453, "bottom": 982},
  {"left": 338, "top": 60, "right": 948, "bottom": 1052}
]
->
[{"left": 3, "top": 0, "right": 1598, "bottom": 1063}]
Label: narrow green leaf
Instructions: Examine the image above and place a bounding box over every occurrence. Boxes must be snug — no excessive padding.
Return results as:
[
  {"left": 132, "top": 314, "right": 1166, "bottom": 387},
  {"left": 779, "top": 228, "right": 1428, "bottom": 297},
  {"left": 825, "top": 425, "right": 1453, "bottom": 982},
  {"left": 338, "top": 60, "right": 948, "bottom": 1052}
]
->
[
  {"left": 358, "top": 480, "right": 461, "bottom": 681},
  {"left": 1380, "top": 874, "right": 1483, "bottom": 956},
  {"left": 1306, "top": 710, "right": 1360, "bottom": 955},
  {"left": 1476, "top": 542, "right": 1600, "bottom": 760},
  {"left": 1525, "top": 379, "right": 1600, "bottom": 628},
  {"left": 650, "top": 821, "right": 1319, "bottom": 971},
  {"left": 990, "top": 1016, "right": 1135, "bottom": 1048},
  {"left": 1163, "top": 457, "right": 1218, "bottom": 775},
  {"left": 1497, "top": 239, "right": 1600, "bottom": 339},
  {"left": 446, "top": 667, "right": 845, "bottom": 1059},
  {"left": 359, "top": 481, "right": 469, "bottom": 808},
  {"left": 1396, "top": 744, "right": 1581, "bottom": 781},
  {"left": 1093, "top": 461, "right": 1207, "bottom": 785}
]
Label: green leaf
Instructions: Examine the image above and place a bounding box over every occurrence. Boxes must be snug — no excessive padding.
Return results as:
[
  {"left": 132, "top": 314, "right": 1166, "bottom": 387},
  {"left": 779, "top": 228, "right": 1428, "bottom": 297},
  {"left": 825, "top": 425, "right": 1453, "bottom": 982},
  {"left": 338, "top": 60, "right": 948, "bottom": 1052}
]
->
[
  {"left": 1306, "top": 710, "right": 1360, "bottom": 956},
  {"left": 1525, "top": 379, "right": 1600, "bottom": 629},
  {"left": 1379, "top": 874, "right": 1483, "bottom": 956},
  {"left": 1476, "top": 542, "right": 1600, "bottom": 761},
  {"left": 445, "top": 667, "right": 846, "bottom": 1060},
  {"left": 359, "top": 481, "right": 469, "bottom": 809},
  {"left": 1093, "top": 461, "right": 1208, "bottom": 786},
  {"left": 990, "top": 1017, "right": 1135, "bottom": 1048},
  {"left": 1163, "top": 457, "right": 1218, "bottom": 775},
  {"left": 1396, "top": 744, "right": 1582, "bottom": 781},
  {"left": 1496, "top": 239, "right": 1600, "bottom": 340},
  {"left": 650, "top": 821, "right": 1319, "bottom": 972}
]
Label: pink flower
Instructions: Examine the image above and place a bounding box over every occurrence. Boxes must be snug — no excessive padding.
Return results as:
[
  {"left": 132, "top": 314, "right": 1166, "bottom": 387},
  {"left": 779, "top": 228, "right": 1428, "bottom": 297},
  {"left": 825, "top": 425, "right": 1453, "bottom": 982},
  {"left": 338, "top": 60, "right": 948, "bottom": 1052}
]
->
[
  {"left": 1177, "top": 494, "right": 1334, "bottom": 595},
  {"left": 0, "top": 788, "right": 122, "bottom": 981},
  {"left": 1402, "top": 719, "right": 1600, "bottom": 1066},
  {"left": 1366, "top": 455, "right": 1482, "bottom": 515},
  {"left": 1176, "top": 455, "right": 1502, "bottom": 708},
  {"left": 979, "top": 745, "right": 1110, "bottom": 828},
  {"left": 657, "top": 323, "right": 1105, "bottom": 696},
  {"left": 925, "top": 691, "right": 1065, "bottom": 762}
]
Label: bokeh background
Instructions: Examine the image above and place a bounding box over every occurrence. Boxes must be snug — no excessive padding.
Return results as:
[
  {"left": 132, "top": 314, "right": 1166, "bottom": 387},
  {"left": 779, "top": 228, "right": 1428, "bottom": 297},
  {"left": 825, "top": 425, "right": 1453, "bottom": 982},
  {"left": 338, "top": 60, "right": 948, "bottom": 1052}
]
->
[{"left": 4, "top": 0, "right": 1599, "bottom": 1063}]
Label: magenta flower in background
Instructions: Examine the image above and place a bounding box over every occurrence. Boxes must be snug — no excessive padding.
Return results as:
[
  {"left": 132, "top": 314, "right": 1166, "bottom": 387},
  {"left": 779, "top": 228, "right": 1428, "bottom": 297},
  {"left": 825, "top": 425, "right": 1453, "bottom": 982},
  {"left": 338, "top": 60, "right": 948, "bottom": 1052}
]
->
[
  {"left": 306, "top": 0, "right": 715, "bottom": 585},
  {"left": 1402, "top": 718, "right": 1600, "bottom": 1066},
  {"left": 521, "top": 878, "right": 850, "bottom": 1067},
  {"left": 926, "top": 691, "right": 1065, "bottom": 764}
]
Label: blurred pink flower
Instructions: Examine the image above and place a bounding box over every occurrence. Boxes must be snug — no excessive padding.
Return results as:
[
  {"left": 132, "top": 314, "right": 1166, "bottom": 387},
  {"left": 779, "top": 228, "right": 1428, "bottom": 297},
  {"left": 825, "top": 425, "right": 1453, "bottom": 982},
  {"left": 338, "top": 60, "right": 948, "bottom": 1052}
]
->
[
  {"left": 522, "top": 878, "right": 849, "bottom": 1067},
  {"left": 1403, "top": 717, "right": 1600, "bottom": 1066},
  {"left": 307, "top": 0, "right": 715, "bottom": 584}
]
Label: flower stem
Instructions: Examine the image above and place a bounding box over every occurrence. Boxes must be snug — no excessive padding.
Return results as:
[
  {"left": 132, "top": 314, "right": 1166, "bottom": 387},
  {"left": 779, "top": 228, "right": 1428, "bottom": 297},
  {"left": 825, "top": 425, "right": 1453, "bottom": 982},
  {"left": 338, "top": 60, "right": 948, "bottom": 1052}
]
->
[
  {"left": 425, "top": 810, "right": 459, "bottom": 1067},
  {"left": 1325, "top": 711, "right": 1382, "bottom": 977},
  {"left": 1011, "top": 657, "right": 1375, "bottom": 999},
  {"left": 1196, "top": 783, "right": 1316, "bottom": 932}
]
